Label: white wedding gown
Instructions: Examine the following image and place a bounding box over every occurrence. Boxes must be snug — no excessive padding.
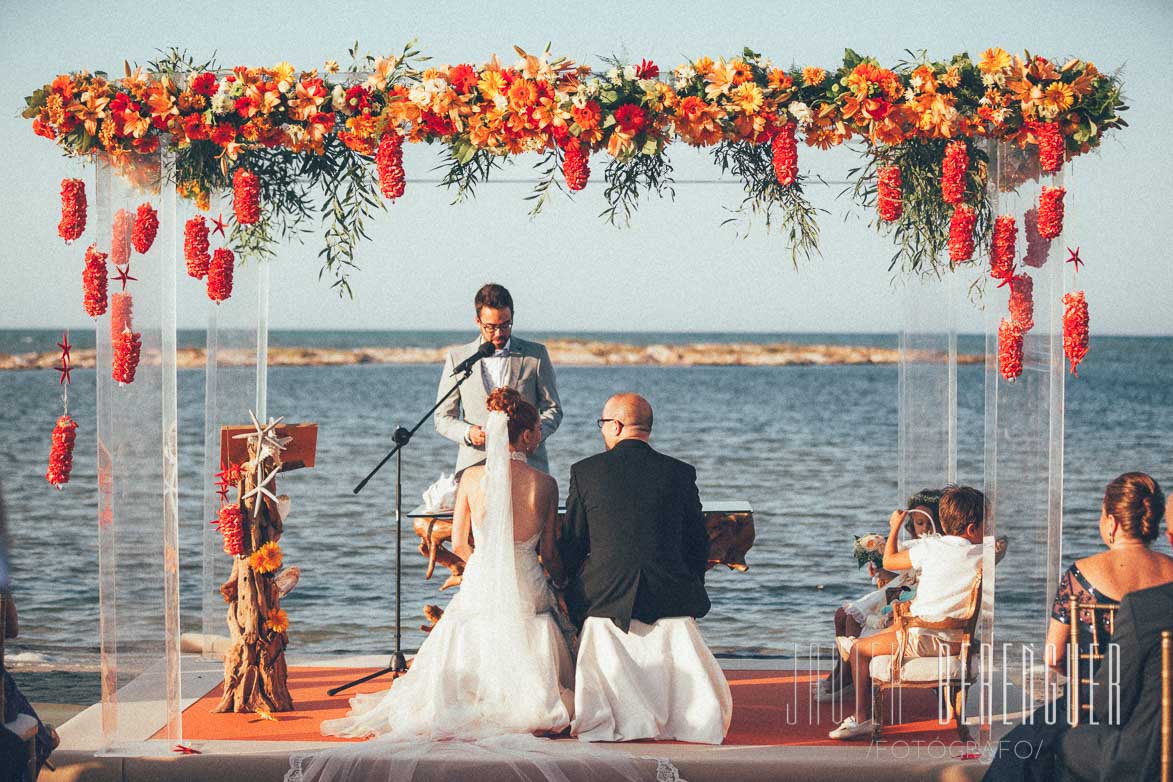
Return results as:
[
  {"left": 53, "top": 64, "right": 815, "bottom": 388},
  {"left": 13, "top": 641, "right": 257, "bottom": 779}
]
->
[{"left": 289, "top": 413, "right": 678, "bottom": 782}]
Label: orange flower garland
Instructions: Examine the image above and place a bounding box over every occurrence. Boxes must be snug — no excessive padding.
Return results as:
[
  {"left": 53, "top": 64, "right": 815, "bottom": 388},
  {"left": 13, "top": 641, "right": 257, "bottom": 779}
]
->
[
  {"left": 877, "top": 165, "right": 902, "bottom": 222},
  {"left": 940, "top": 141, "right": 968, "bottom": 205},
  {"left": 997, "top": 318, "right": 1024, "bottom": 381},
  {"left": 562, "top": 139, "right": 590, "bottom": 192},
  {"left": 249, "top": 541, "right": 283, "bottom": 574},
  {"left": 184, "top": 216, "right": 211, "bottom": 278},
  {"left": 214, "top": 503, "right": 245, "bottom": 556},
  {"left": 771, "top": 122, "right": 798, "bottom": 187},
  {"left": 990, "top": 215, "right": 1017, "bottom": 281},
  {"left": 58, "top": 178, "right": 87, "bottom": 243},
  {"left": 1022, "top": 207, "right": 1051, "bottom": 268},
  {"left": 376, "top": 132, "right": 406, "bottom": 200},
  {"left": 111, "top": 208, "right": 132, "bottom": 267},
  {"left": 207, "top": 248, "right": 234, "bottom": 302},
  {"left": 45, "top": 414, "right": 78, "bottom": 487},
  {"left": 110, "top": 291, "right": 133, "bottom": 336},
  {"left": 1008, "top": 272, "right": 1035, "bottom": 332},
  {"left": 232, "top": 168, "right": 261, "bottom": 225},
  {"left": 948, "top": 205, "right": 976, "bottom": 263},
  {"left": 1038, "top": 186, "right": 1065, "bottom": 239},
  {"left": 131, "top": 202, "right": 159, "bottom": 254},
  {"left": 82, "top": 244, "right": 108, "bottom": 317},
  {"left": 112, "top": 328, "right": 142, "bottom": 385},
  {"left": 1063, "top": 290, "right": 1090, "bottom": 376},
  {"left": 1032, "top": 121, "right": 1064, "bottom": 174}
]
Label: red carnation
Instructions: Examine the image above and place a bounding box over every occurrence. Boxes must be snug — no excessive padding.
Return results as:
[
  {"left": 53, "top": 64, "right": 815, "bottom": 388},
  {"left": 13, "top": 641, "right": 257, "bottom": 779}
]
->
[
  {"left": 948, "top": 205, "right": 977, "bottom": 263},
  {"left": 563, "top": 139, "right": 591, "bottom": 191},
  {"left": 1063, "top": 290, "right": 1090, "bottom": 377},
  {"left": 111, "top": 209, "right": 133, "bottom": 267},
  {"left": 376, "top": 132, "right": 406, "bottom": 200},
  {"left": 635, "top": 59, "right": 660, "bottom": 80},
  {"left": 1022, "top": 207, "right": 1051, "bottom": 268},
  {"left": 771, "top": 122, "right": 798, "bottom": 187},
  {"left": 448, "top": 64, "right": 478, "bottom": 93},
  {"left": 58, "top": 178, "right": 87, "bottom": 243},
  {"left": 184, "top": 216, "right": 211, "bottom": 278},
  {"left": 1032, "top": 120, "right": 1064, "bottom": 174},
  {"left": 990, "top": 215, "right": 1017, "bottom": 281},
  {"left": 33, "top": 116, "right": 57, "bottom": 140},
  {"left": 214, "top": 503, "right": 245, "bottom": 557},
  {"left": 613, "top": 104, "right": 647, "bottom": 135},
  {"left": 131, "top": 202, "right": 159, "bottom": 254},
  {"left": 83, "top": 244, "right": 108, "bottom": 318},
  {"left": 46, "top": 414, "right": 79, "bottom": 488},
  {"left": 232, "top": 168, "right": 261, "bottom": 225},
  {"left": 112, "top": 328, "right": 142, "bottom": 385},
  {"left": 877, "top": 165, "right": 903, "bottom": 222},
  {"left": 1038, "top": 186, "right": 1065, "bottom": 239},
  {"left": 998, "top": 318, "right": 1024, "bottom": 381},
  {"left": 207, "top": 248, "right": 235, "bottom": 302},
  {"left": 940, "top": 140, "right": 968, "bottom": 205},
  {"left": 1008, "top": 272, "right": 1035, "bottom": 333},
  {"left": 190, "top": 72, "right": 219, "bottom": 97}
]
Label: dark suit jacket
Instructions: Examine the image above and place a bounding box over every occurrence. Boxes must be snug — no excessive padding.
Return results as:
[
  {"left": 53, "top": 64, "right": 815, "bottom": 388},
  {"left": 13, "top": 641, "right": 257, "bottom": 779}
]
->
[
  {"left": 559, "top": 439, "right": 710, "bottom": 632},
  {"left": 1059, "top": 581, "right": 1173, "bottom": 782}
]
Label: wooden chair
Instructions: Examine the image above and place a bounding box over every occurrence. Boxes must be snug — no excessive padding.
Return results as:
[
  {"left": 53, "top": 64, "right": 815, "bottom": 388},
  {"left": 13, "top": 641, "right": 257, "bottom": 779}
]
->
[
  {"left": 1066, "top": 595, "right": 1119, "bottom": 726},
  {"left": 1161, "top": 629, "right": 1170, "bottom": 782},
  {"left": 870, "top": 570, "right": 983, "bottom": 742},
  {"left": 2, "top": 590, "right": 40, "bottom": 781}
]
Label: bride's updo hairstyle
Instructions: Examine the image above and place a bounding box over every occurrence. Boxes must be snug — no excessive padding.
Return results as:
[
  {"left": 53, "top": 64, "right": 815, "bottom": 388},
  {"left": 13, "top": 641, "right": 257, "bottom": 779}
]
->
[
  {"left": 1104, "top": 472, "right": 1165, "bottom": 544},
  {"left": 486, "top": 387, "right": 540, "bottom": 445}
]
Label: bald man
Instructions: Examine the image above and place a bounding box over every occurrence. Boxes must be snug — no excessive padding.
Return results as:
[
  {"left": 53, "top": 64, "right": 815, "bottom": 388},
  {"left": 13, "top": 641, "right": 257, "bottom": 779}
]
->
[{"left": 558, "top": 394, "right": 730, "bottom": 743}]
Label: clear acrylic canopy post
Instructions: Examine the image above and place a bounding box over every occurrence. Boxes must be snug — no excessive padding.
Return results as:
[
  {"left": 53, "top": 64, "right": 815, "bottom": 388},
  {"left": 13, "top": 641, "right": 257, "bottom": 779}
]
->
[{"left": 94, "top": 148, "right": 181, "bottom": 752}]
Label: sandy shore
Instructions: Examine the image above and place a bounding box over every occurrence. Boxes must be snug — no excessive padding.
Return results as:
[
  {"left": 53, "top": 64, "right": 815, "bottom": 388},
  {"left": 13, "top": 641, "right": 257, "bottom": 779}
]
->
[{"left": 0, "top": 338, "right": 979, "bottom": 370}]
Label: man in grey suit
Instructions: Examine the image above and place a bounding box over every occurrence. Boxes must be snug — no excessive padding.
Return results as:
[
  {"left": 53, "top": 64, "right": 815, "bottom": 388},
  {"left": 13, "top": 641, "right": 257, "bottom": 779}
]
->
[{"left": 434, "top": 284, "right": 562, "bottom": 474}]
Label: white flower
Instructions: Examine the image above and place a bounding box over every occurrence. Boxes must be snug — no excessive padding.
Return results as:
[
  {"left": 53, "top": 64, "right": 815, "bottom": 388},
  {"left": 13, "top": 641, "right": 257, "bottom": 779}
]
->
[
  {"left": 622, "top": 65, "right": 637, "bottom": 81},
  {"left": 282, "top": 124, "right": 303, "bottom": 142},
  {"left": 492, "top": 94, "right": 508, "bottom": 111},
  {"left": 787, "top": 101, "right": 812, "bottom": 125},
  {"left": 211, "top": 93, "right": 235, "bottom": 115},
  {"left": 523, "top": 136, "right": 545, "bottom": 152},
  {"left": 423, "top": 77, "right": 447, "bottom": 95},
  {"left": 943, "top": 106, "right": 961, "bottom": 126},
  {"left": 606, "top": 68, "right": 620, "bottom": 81},
  {"left": 904, "top": 88, "right": 917, "bottom": 102},
  {"left": 330, "top": 84, "right": 347, "bottom": 112},
  {"left": 637, "top": 78, "right": 658, "bottom": 94},
  {"left": 586, "top": 79, "right": 601, "bottom": 96},
  {"left": 571, "top": 93, "right": 589, "bottom": 110},
  {"left": 1038, "top": 103, "right": 1059, "bottom": 120},
  {"left": 324, "top": 60, "right": 340, "bottom": 74},
  {"left": 408, "top": 85, "right": 431, "bottom": 107}
]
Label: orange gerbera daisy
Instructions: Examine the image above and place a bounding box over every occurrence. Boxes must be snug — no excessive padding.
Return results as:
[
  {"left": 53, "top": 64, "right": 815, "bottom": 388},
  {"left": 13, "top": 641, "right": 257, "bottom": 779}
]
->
[
  {"left": 941, "top": 67, "right": 962, "bottom": 89},
  {"left": 728, "top": 60, "right": 752, "bottom": 85},
  {"left": 979, "top": 48, "right": 1012, "bottom": 75},
  {"left": 1042, "top": 83, "right": 1074, "bottom": 113},
  {"left": 249, "top": 541, "right": 283, "bottom": 574},
  {"left": 730, "top": 83, "right": 764, "bottom": 114},
  {"left": 507, "top": 79, "right": 538, "bottom": 110},
  {"left": 693, "top": 57, "right": 715, "bottom": 77},
  {"left": 478, "top": 71, "right": 506, "bottom": 98},
  {"left": 802, "top": 67, "right": 826, "bottom": 87},
  {"left": 265, "top": 608, "right": 289, "bottom": 635},
  {"left": 767, "top": 69, "right": 794, "bottom": 93}
]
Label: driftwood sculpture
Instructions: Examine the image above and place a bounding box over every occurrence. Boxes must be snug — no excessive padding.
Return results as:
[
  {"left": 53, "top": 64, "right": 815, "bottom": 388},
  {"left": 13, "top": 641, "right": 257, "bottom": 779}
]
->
[{"left": 213, "top": 419, "right": 295, "bottom": 713}]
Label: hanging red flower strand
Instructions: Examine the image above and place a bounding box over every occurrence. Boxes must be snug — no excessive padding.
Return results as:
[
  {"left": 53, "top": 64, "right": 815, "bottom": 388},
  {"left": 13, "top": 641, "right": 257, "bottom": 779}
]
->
[
  {"left": 562, "top": 139, "right": 590, "bottom": 192},
  {"left": 771, "top": 122, "right": 798, "bottom": 187},
  {"left": 110, "top": 291, "right": 133, "bottom": 337},
  {"left": 111, "top": 208, "right": 133, "bottom": 267},
  {"left": 998, "top": 318, "right": 1024, "bottom": 381},
  {"left": 213, "top": 503, "right": 245, "bottom": 556},
  {"left": 948, "top": 205, "right": 976, "bottom": 263},
  {"left": 1022, "top": 207, "right": 1051, "bottom": 268},
  {"left": 232, "top": 168, "right": 261, "bottom": 225},
  {"left": 131, "top": 202, "right": 159, "bottom": 254},
  {"left": 940, "top": 140, "right": 968, "bottom": 205},
  {"left": 877, "top": 165, "right": 902, "bottom": 222},
  {"left": 1038, "top": 186, "right": 1066, "bottom": 239},
  {"left": 376, "top": 132, "right": 406, "bottom": 200},
  {"left": 112, "top": 328, "right": 142, "bottom": 385},
  {"left": 1063, "top": 290, "right": 1090, "bottom": 377},
  {"left": 1032, "top": 121, "right": 1064, "bottom": 174},
  {"left": 990, "top": 215, "right": 1017, "bottom": 281},
  {"left": 1008, "top": 272, "right": 1035, "bottom": 332},
  {"left": 58, "top": 178, "right": 87, "bottom": 243},
  {"left": 46, "top": 414, "right": 79, "bottom": 488},
  {"left": 184, "top": 216, "right": 211, "bottom": 278},
  {"left": 207, "top": 247, "right": 235, "bottom": 302},
  {"left": 82, "top": 244, "right": 108, "bottom": 317}
]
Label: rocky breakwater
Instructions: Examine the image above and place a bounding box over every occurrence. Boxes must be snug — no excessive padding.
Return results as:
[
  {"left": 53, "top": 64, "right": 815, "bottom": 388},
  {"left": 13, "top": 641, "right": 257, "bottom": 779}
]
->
[{"left": 0, "top": 339, "right": 981, "bottom": 370}]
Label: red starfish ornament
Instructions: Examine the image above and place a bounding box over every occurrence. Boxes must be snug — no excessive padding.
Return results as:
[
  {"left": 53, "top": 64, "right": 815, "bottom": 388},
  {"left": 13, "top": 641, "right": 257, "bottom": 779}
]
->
[
  {"left": 1066, "top": 246, "right": 1084, "bottom": 271},
  {"left": 57, "top": 331, "right": 72, "bottom": 364},
  {"left": 211, "top": 213, "right": 228, "bottom": 237},
  {"left": 55, "top": 359, "right": 73, "bottom": 385},
  {"left": 995, "top": 275, "right": 1014, "bottom": 289},
  {"left": 114, "top": 264, "right": 138, "bottom": 290}
]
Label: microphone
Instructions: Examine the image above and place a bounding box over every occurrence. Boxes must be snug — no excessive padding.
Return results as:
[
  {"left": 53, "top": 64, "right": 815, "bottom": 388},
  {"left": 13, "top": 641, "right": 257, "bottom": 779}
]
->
[{"left": 451, "top": 341, "right": 496, "bottom": 376}]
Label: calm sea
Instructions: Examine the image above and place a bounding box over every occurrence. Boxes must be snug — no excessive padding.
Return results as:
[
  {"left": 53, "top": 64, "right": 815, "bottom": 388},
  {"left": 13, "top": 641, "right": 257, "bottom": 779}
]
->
[{"left": 2, "top": 330, "right": 1170, "bottom": 679}]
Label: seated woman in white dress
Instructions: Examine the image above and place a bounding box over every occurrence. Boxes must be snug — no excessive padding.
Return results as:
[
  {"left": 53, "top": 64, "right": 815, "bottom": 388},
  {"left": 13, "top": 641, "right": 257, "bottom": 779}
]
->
[{"left": 320, "top": 387, "right": 573, "bottom": 740}]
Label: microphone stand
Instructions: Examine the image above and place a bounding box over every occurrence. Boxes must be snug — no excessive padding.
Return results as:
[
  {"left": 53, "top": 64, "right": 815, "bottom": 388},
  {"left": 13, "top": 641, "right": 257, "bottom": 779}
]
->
[{"left": 328, "top": 364, "right": 477, "bottom": 696}]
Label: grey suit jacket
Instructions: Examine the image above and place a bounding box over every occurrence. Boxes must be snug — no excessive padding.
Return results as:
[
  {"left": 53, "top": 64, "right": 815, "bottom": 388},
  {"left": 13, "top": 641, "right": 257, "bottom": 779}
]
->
[{"left": 434, "top": 336, "right": 562, "bottom": 474}]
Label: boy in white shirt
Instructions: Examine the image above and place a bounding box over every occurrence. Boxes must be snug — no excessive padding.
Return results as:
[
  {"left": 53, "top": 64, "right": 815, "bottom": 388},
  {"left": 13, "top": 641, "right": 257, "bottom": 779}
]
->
[{"left": 829, "top": 485, "right": 985, "bottom": 740}]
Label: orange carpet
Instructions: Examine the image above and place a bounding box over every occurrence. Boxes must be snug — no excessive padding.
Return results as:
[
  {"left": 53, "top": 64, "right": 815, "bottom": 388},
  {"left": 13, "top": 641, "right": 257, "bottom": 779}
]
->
[{"left": 168, "top": 667, "right": 961, "bottom": 746}]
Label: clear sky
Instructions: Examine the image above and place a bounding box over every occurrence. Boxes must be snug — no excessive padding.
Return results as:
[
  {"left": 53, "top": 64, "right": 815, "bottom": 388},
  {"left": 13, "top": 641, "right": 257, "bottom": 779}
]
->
[{"left": 2, "top": 0, "right": 1170, "bottom": 335}]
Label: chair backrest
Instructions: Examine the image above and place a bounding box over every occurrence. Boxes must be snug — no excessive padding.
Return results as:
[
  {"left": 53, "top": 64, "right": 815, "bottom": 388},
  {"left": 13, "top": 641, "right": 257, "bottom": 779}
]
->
[
  {"left": 1162, "top": 628, "right": 1170, "bottom": 782},
  {"left": 1067, "top": 595, "right": 1120, "bottom": 727}
]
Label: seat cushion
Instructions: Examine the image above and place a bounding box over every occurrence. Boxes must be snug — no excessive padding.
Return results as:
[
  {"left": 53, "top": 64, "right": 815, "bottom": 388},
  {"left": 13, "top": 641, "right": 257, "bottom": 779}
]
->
[{"left": 870, "top": 654, "right": 966, "bottom": 682}]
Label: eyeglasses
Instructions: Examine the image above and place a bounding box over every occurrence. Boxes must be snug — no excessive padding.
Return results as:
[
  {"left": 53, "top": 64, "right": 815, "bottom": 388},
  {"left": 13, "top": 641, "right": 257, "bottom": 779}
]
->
[
  {"left": 596, "top": 418, "right": 621, "bottom": 430},
  {"left": 479, "top": 320, "right": 512, "bottom": 333}
]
